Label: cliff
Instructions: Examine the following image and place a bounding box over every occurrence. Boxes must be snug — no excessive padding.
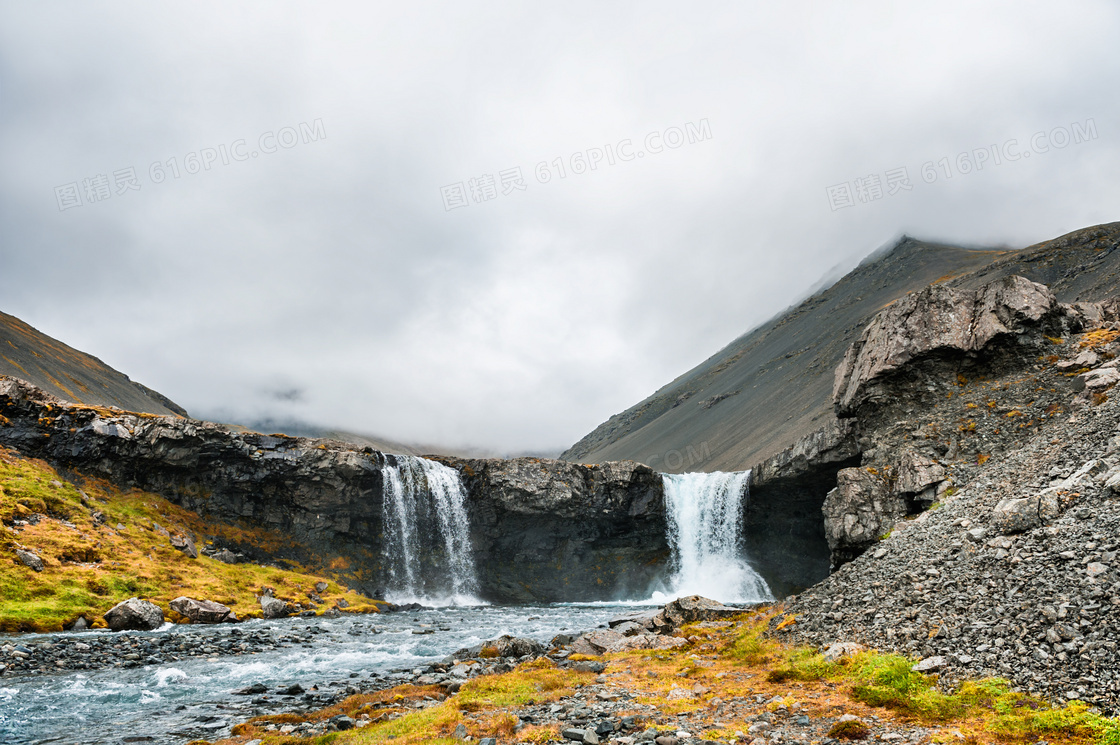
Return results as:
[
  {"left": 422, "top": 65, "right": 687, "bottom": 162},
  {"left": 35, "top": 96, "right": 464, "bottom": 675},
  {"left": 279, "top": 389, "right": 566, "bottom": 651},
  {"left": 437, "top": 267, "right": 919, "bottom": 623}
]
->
[{"left": 0, "top": 377, "right": 674, "bottom": 603}]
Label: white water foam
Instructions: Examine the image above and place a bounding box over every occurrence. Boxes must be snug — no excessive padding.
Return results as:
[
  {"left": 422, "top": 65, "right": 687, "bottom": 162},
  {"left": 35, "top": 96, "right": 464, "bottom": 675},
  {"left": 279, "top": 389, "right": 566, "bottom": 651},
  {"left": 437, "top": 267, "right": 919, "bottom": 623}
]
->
[
  {"left": 658, "top": 470, "right": 772, "bottom": 604},
  {"left": 381, "top": 456, "right": 483, "bottom": 606}
]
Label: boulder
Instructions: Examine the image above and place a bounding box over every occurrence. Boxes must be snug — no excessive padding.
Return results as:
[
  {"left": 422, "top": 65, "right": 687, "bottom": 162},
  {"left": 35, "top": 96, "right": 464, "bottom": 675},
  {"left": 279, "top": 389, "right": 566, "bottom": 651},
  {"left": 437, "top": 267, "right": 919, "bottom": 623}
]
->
[
  {"left": 103, "top": 597, "right": 164, "bottom": 631},
  {"left": 654, "top": 595, "right": 744, "bottom": 629},
  {"left": 823, "top": 467, "right": 905, "bottom": 564},
  {"left": 571, "top": 629, "right": 626, "bottom": 656},
  {"left": 992, "top": 491, "right": 1060, "bottom": 534},
  {"left": 169, "top": 596, "right": 234, "bottom": 624},
  {"left": 211, "top": 549, "right": 240, "bottom": 564},
  {"left": 15, "top": 548, "right": 43, "bottom": 572},
  {"left": 911, "top": 655, "right": 946, "bottom": 673},
  {"left": 170, "top": 534, "right": 198, "bottom": 559},
  {"left": 259, "top": 595, "right": 291, "bottom": 619},
  {"left": 601, "top": 633, "right": 688, "bottom": 654},
  {"left": 1072, "top": 367, "right": 1120, "bottom": 393},
  {"left": 823, "top": 641, "right": 866, "bottom": 662},
  {"left": 481, "top": 635, "right": 545, "bottom": 658},
  {"left": 314, "top": 581, "right": 328, "bottom": 593}
]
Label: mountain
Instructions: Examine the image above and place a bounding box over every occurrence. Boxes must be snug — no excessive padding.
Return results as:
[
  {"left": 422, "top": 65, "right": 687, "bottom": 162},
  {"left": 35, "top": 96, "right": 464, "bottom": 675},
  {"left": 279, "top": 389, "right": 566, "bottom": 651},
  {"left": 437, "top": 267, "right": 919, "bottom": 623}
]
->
[
  {"left": 561, "top": 222, "right": 1120, "bottom": 472},
  {"left": 0, "top": 311, "right": 187, "bottom": 417}
]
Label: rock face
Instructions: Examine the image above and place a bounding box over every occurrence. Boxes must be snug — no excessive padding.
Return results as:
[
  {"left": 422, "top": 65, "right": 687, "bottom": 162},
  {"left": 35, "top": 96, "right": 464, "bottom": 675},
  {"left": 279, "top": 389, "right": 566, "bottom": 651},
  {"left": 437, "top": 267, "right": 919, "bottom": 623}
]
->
[
  {"left": 435, "top": 456, "right": 668, "bottom": 603},
  {"left": 103, "top": 597, "right": 164, "bottom": 631},
  {"left": 0, "top": 376, "right": 672, "bottom": 603},
  {"left": 744, "top": 418, "right": 862, "bottom": 592},
  {"left": 169, "top": 596, "right": 234, "bottom": 624},
  {"left": 823, "top": 467, "right": 902, "bottom": 565},
  {"left": 833, "top": 276, "right": 1073, "bottom": 418}
]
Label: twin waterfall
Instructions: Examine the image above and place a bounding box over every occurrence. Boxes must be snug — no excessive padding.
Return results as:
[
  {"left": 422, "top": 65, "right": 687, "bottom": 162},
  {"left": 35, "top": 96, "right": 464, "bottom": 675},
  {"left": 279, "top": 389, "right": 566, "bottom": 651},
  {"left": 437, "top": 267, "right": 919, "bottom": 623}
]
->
[
  {"left": 380, "top": 456, "right": 481, "bottom": 605},
  {"left": 379, "top": 457, "right": 770, "bottom": 606},
  {"left": 660, "top": 470, "right": 772, "bottom": 604}
]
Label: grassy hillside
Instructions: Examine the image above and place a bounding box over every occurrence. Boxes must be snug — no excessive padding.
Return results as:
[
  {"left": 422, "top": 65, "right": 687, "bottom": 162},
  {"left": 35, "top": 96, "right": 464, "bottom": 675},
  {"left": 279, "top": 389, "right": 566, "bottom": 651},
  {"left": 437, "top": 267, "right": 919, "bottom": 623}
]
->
[{"left": 0, "top": 445, "right": 383, "bottom": 632}]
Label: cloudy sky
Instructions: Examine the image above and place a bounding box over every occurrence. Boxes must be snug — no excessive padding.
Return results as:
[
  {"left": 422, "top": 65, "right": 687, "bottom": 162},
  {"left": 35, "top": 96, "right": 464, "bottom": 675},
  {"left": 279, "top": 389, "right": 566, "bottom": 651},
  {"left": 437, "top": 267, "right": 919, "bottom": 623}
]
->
[{"left": 1, "top": 2, "right": 1117, "bottom": 453}]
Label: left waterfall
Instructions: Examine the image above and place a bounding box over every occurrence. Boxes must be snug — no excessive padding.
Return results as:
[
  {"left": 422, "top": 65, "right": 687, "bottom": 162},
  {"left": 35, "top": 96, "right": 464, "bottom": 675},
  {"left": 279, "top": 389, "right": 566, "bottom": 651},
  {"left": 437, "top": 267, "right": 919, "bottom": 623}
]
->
[{"left": 381, "top": 456, "right": 481, "bottom": 605}]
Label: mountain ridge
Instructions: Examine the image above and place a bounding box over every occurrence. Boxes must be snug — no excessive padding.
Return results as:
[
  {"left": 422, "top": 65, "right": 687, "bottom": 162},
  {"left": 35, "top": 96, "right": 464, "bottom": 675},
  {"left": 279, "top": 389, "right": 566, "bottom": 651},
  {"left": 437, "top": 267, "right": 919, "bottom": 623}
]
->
[{"left": 561, "top": 223, "right": 1120, "bottom": 472}]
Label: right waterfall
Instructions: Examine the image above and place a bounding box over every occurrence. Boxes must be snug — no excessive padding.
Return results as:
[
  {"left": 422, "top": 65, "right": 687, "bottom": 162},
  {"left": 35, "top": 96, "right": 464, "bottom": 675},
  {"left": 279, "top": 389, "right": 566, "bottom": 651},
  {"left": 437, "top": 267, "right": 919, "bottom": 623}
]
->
[{"left": 660, "top": 470, "right": 772, "bottom": 604}]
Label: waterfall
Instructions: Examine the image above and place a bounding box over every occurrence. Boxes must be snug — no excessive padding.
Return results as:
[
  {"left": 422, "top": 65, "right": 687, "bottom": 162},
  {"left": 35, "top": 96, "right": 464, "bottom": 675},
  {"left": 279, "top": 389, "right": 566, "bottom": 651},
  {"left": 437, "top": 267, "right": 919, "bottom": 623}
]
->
[
  {"left": 381, "top": 456, "right": 481, "bottom": 606},
  {"left": 659, "top": 470, "right": 772, "bottom": 604}
]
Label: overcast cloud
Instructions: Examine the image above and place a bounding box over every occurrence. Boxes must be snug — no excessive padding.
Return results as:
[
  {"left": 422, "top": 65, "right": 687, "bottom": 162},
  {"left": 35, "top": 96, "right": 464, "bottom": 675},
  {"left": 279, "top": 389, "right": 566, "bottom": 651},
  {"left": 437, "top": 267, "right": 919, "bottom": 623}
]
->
[{"left": 1, "top": 1, "right": 1118, "bottom": 453}]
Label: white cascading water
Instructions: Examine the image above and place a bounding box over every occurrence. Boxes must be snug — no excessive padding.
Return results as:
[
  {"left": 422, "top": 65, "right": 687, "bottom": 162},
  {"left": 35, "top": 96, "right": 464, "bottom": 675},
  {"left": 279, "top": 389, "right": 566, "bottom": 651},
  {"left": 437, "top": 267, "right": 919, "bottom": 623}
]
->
[
  {"left": 659, "top": 470, "right": 772, "bottom": 604},
  {"left": 381, "top": 456, "right": 481, "bottom": 606}
]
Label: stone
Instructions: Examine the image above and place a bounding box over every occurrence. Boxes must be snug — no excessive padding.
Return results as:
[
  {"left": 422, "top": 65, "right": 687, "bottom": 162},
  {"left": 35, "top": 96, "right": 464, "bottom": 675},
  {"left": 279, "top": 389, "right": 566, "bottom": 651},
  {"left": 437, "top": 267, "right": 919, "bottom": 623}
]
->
[
  {"left": 911, "top": 655, "right": 946, "bottom": 673},
  {"left": 478, "top": 635, "right": 546, "bottom": 658},
  {"left": 169, "top": 596, "right": 233, "bottom": 624},
  {"left": 330, "top": 715, "right": 355, "bottom": 730},
  {"left": 259, "top": 595, "right": 291, "bottom": 619},
  {"left": 169, "top": 534, "right": 198, "bottom": 559},
  {"left": 211, "top": 549, "right": 239, "bottom": 564},
  {"left": 824, "top": 642, "right": 866, "bottom": 662},
  {"left": 103, "top": 597, "right": 164, "bottom": 631},
  {"left": 315, "top": 581, "right": 328, "bottom": 593},
  {"left": 1072, "top": 367, "right": 1120, "bottom": 393},
  {"left": 1087, "top": 562, "right": 1108, "bottom": 577},
  {"left": 15, "top": 548, "right": 43, "bottom": 572},
  {"left": 991, "top": 492, "right": 1059, "bottom": 534},
  {"left": 453, "top": 723, "right": 468, "bottom": 739},
  {"left": 655, "top": 595, "right": 744, "bottom": 628},
  {"left": 894, "top": 450, "right": 947, "bottom": 500}
]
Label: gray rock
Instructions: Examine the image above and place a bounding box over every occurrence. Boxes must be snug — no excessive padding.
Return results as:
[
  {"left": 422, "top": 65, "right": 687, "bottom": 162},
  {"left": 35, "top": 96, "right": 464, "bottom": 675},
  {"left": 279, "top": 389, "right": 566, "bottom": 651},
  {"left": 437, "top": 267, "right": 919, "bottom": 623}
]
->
[
  {"left": 259, "top": 595, "right": 291, "bottom": 619},
  {"left": 169, "top": 596, "right": 234, "bottom": 624},
  {"left": 15, "top": 548, "right": 43, "bottom": 572},
  {"left": 314, "top": 581, "right": 328, "bottom": 593},
  {"left": 169, "top": 534, "right": 198, "bottom": 559},
  {"left": 211, "top": 549, "right": 240, "bottom": 564},
  {"left": 824, "top": 467, "right": 904, "bottom": 563},
  {"left": 834, "top": 275, "right": 1066, "bottom": 416},
  {"left": 103, "top": 597, "right": 164, "bottom": 631},
  {"left": 991, "top": 491, "right": 1060, "bottom": 534},
  {"left": 911, "top": 655, "right": 945, "bottom": 673}
]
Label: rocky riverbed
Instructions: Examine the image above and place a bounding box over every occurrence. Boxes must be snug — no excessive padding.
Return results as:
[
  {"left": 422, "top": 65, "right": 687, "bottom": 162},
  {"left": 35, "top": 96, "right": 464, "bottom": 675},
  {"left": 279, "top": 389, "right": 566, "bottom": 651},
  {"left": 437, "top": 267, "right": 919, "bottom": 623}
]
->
[{"left": 0, "top": 604, "right": 647, "bottom": 745}]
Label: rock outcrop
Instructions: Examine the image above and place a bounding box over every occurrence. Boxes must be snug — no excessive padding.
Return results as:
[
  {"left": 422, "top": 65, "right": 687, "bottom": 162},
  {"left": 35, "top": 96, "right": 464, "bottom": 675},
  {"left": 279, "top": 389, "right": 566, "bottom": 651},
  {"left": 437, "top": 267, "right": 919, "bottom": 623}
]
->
[
  {"left": 833, "top": 276, "right": 1075, "bottom": 418},
  {"left": 743, "top": 418, "right": 862, "bottom": 592},
  {"left": 822, "top": 467, "right": 901, "bottom": 565}
]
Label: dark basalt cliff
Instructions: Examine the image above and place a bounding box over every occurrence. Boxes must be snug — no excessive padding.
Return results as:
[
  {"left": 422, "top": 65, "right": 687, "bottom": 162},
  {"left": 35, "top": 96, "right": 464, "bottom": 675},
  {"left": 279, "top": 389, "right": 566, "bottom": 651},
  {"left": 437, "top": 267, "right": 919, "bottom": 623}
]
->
[
  {"left": 0, "top": 377, "right": 672, "bottom": 603},
  {"left": 434, "top": 456, "right": 667, "bottom": 602}
]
